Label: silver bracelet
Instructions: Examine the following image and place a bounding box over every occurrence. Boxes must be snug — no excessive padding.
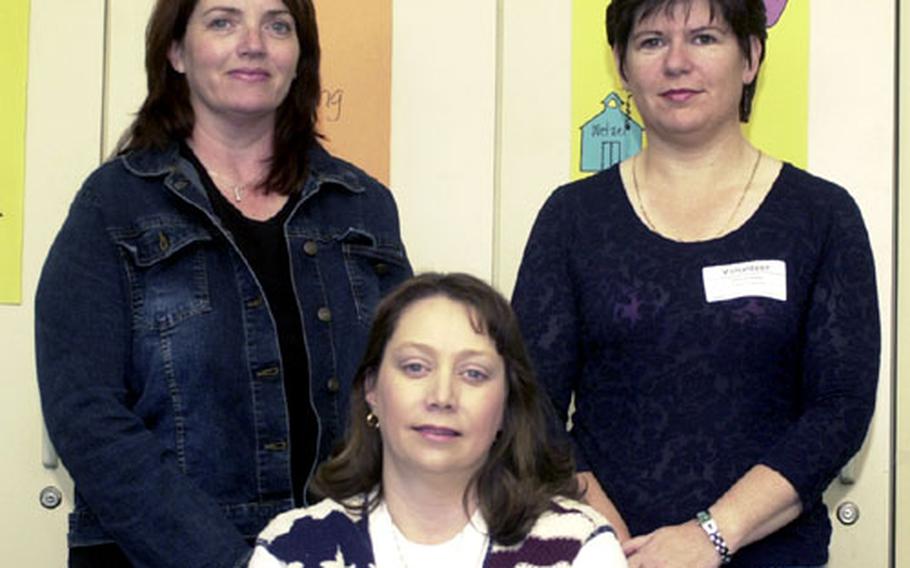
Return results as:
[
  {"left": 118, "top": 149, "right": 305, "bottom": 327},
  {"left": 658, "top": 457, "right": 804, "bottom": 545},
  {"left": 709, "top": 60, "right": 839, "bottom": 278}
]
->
[{"left": 696, "top": 510, "right": 732, "bottom": 564}]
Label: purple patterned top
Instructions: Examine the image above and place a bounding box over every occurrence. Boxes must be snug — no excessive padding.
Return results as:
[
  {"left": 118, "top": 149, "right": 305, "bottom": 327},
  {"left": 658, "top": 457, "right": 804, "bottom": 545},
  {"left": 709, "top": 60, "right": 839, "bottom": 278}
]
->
[{"left": 512, "top": 163, "right": 880, "bottom": 567}]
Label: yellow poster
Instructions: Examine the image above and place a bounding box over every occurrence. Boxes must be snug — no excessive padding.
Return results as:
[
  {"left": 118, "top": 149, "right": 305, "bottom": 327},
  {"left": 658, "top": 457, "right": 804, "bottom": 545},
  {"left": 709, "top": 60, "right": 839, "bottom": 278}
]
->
[
  {"left": 314, "top": 0, "right": 392, "bottom": 185},
  {"left": 572, "top": 0, "right": 809, "bottom": 180},
  {"left": 0, "top": 0, "right": 30, "bottom": 304}
]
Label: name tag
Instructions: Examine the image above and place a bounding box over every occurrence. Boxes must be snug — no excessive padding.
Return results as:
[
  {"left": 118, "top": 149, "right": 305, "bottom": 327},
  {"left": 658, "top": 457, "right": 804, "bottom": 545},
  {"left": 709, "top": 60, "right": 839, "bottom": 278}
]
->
[{"left": 702, "top": 260, "right": 787, "bottom": 303}]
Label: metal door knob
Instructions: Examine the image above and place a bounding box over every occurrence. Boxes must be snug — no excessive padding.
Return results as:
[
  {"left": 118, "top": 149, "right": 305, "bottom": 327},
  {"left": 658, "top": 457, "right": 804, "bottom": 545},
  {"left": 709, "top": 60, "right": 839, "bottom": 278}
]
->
[
  {"left": 836, "top": 501, "right": 860, "bottom": 526},
  {"left": 39, "top": 486, "right": 62, "bottom": 510}
]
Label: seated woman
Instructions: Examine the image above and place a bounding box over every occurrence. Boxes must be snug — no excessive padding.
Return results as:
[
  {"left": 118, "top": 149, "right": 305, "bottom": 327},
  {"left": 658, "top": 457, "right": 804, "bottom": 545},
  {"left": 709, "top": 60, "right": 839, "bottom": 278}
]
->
[{"left": 250, "top": 273, "right": 627, "bottom": 567}]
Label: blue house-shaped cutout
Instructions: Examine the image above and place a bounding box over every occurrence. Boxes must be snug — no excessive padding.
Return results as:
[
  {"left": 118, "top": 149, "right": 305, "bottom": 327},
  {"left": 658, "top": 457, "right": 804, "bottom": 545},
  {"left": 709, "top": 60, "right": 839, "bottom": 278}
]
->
[{"left": 580, "top": 92, "right": 643, "bottom": 172}]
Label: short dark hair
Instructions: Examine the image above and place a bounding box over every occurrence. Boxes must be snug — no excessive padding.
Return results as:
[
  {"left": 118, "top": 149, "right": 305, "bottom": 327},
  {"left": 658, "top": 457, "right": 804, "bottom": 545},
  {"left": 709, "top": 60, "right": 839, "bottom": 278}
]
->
[
  {"left": 312, "top": 273, "right": 581, "bottom": 546},
  {"left": 606, "top": 0, "right": 767, "bottom": 122},
  {"left": 115, "top": 0, "right": 322, "bottom": 195}
]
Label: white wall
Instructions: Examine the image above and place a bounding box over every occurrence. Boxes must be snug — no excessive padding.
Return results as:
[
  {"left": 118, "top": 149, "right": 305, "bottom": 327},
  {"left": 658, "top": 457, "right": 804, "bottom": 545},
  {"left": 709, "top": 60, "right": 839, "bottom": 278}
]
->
[
  {"left": 390, "top": 0, "right": 499, "bottom": 279},
  {"left": 898, "top": 1, "right": 910, "bottom": 564},
  {"left": 0, "top": 1, "right": 106, "bottom": 564}
]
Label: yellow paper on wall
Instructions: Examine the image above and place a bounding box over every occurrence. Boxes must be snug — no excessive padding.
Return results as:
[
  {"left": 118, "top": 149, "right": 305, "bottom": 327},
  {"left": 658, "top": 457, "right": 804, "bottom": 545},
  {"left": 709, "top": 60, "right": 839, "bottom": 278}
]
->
[
  {"left": 314, "top": 0, "right": 392, "bottom": 186},
  {"left": 571, "top": 0, "right": 809, "bottom": 180},
  {"left": 0, "top": 0, "right": 30, "bottom": 304}
]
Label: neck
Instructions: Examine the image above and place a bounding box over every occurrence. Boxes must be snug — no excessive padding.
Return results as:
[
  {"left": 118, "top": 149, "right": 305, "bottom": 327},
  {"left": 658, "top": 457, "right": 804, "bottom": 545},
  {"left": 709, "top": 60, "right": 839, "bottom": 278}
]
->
[
  {"left": 638, "top": 131, "right": 755, "bottom": 193},
  {"left": 382, "top": 471, "right": 476, "bottom": 544},
  {"left": 189, "top": 118, "right": 274, "bottom": 170}
]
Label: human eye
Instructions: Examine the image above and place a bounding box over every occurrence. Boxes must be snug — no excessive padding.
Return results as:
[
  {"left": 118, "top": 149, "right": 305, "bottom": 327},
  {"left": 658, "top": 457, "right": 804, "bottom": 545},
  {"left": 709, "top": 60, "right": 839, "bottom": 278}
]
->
[
  {"left": 692, "top": 33, "right": 719, "bottom": 45},
  {"left": 461, "top": 366, "right": 491, "bottom": 383},
  {"left": 206, "top": 15, "right": 235, "bottom": 31},
  {"left": 636, "top": 35, "right": 664, "bottom": 49},
  {"left": 266, "top": 16, "right": 295, "bottom": 37},
  {"left": 400, "top": 360, "right": 430, "bottom": 378}
]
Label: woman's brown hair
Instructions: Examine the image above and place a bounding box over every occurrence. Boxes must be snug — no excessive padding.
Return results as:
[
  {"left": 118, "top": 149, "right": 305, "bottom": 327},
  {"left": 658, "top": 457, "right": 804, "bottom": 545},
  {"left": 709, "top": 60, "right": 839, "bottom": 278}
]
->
[
  {"left": 312, "top": 273, "right": 582, "bottom": 546},
  {"left": 115, "top": 0, "right": 322, "bottom": 195}
]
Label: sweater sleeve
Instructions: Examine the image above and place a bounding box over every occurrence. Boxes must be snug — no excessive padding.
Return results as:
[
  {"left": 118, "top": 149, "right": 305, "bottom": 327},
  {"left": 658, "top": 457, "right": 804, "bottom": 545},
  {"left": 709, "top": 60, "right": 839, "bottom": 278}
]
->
[
  {"left": 759, "top": 189, "right": 880, "bottom": 507},
  {"left": 512, "top": 188, "right": 591, "bottom": 469}
]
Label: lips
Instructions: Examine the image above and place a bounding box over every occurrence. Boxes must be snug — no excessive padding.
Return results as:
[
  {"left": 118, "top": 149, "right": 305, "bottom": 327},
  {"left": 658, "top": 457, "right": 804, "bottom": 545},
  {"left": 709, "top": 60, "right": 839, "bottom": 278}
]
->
[
  {"left": 228, "top": 68, "right": 271, "bottom": 81},
  {"left": 660, "top": 88, "right": 701, "bottom": 102},
  {"left": 413, "top": 425, "right": 461, "bottom": 439}
]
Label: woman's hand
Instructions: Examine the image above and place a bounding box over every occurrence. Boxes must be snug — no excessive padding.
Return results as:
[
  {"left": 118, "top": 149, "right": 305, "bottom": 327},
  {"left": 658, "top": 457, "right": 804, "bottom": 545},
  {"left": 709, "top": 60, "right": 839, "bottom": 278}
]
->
[{"left": 622, "top": 521, "right": 721, "bottom": 568}]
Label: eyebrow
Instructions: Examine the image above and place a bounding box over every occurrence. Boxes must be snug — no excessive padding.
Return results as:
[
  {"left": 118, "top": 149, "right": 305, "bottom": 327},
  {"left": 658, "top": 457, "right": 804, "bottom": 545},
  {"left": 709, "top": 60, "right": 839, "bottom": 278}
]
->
[
  {"left": 201, "top": 6, "right": 292, "bottom": 17},
  {"left": 631, "top": 23, "right": 728, "bottom": 39},
  {"left": 391, "top": 342, "right": 496, "bottom": 360},
  {"left": 689, "top": 24, "right": 729, "bottom": 34}
]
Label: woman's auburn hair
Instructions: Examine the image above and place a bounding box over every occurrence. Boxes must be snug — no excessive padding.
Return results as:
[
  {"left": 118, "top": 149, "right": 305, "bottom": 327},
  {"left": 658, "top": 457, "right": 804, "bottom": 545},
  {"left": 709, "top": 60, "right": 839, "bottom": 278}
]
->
[
  {"left": 606, "top": 0, "right": 768, "bottom": 122},
  {"left": 311, "top": 273, "right": 582, "bottom": 546},
  {"left": 115, "top": 0, "right": 322, "bottom": 195}
]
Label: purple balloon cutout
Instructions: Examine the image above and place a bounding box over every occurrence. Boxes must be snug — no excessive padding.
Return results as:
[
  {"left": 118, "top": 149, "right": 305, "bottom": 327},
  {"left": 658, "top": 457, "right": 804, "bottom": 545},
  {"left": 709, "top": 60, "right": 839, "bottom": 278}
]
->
[{"left": 765, "top": 0, "right": 788, "bottom": 27}]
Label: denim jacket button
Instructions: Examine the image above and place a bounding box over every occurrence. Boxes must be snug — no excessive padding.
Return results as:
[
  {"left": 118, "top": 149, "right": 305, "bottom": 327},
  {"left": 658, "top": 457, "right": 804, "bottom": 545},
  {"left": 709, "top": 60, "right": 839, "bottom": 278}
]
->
[
  {"left": 246, "top": 296, "right": 264, "bottom": 309},
  {"left": 173, "top": 179, "right": 189, "bottom": 190},
  {"left": 373, "top": 262, "right": 390, "bottom": 275},
  {"left": 158, "top": 232, "right": 170, "bottom": 252},
  {"left": 256, "top": 366, "right": 280, "bottom": 379},
  {"left": 264, "top": 441, "right": 288, "bottom": 452},
  {"left": 317, "top": 307, "right": 332, "bottom": 322},
  {"left": 326, "top": 377, "right": 340, "bottom": 393},
  {"left": 303, "top": 241, "right": 319, "bottom": 256}
]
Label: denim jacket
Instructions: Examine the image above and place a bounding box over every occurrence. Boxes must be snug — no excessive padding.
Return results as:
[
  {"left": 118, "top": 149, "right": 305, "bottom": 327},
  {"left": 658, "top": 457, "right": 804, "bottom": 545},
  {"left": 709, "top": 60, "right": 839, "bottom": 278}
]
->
[{"left": 35, "top": 143, "right": 411, "bottom": 568}]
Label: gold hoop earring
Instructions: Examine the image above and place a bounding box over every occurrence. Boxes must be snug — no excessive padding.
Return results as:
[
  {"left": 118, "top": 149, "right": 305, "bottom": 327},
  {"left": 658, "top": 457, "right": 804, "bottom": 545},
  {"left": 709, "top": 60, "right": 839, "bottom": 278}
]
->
[{"left": 366, "top": 411, "right": 379, "bottom": 429}]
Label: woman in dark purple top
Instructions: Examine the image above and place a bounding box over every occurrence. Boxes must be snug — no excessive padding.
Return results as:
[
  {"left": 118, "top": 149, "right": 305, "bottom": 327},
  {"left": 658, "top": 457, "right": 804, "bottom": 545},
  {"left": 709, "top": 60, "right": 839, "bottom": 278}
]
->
[{"left": 512, "top": 1, "right": 880, "bottom": 567}]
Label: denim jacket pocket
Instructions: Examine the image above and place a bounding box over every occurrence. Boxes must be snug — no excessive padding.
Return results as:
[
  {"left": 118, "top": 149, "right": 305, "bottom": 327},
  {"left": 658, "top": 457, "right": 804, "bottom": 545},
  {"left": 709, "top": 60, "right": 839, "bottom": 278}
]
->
[
  {"left": 340, "top": 228, "right": 409, "bottom": 324},
  {"left": 112, "top": 219, "right": 214, "bottom": 331}
]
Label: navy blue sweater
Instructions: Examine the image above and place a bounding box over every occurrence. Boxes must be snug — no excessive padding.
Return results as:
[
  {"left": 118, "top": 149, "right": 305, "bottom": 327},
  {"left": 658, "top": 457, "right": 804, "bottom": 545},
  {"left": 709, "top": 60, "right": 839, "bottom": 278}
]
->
[{"left": 512, "top": 163, "right": 880, "bottom": 567}]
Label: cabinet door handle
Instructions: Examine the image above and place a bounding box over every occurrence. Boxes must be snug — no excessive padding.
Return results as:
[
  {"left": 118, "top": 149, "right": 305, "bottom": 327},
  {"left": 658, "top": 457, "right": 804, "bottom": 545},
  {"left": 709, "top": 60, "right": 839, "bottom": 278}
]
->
[
  {"left": 42, "top": 422, "right": 59, "bottom": 469},
  {"left": 838, "top": 455, "right": 857, "bottom": 485}
]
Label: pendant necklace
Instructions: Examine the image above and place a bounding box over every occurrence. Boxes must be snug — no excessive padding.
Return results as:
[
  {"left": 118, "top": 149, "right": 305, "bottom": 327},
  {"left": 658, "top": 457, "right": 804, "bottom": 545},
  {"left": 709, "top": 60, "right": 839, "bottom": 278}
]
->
[
  {"left": 632, "top": 149, "right": 763, "bottom": 239},
  {"left": 205, "top": 168, "right": 250, "bottom": 203}
]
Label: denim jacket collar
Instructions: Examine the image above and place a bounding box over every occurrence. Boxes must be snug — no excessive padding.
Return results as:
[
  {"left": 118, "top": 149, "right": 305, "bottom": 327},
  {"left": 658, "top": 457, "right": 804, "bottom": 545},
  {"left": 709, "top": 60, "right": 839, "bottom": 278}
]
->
[{"left": 118, "top": 142, "right": 367, "bottom": 200}]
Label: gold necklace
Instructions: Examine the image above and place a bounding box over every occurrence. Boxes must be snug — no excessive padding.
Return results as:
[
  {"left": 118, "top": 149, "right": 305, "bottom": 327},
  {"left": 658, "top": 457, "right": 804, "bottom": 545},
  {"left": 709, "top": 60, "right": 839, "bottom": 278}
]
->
[{"left": 631, "top": 149, "right": 763, "bottom": 239}]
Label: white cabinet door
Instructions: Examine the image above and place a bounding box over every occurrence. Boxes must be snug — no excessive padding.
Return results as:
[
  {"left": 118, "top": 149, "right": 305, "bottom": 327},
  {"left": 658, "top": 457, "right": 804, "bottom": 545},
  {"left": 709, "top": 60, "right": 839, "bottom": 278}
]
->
[{"left": 3, "top": 1, "right": 107, "bottom": 566}]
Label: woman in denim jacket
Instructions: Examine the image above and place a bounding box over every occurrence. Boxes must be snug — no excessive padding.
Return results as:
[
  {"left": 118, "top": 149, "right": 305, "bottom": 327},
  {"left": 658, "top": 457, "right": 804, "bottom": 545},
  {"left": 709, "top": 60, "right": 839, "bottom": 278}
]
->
[{"left": 35, "top": 0, "right": 411, "bottom": 566}]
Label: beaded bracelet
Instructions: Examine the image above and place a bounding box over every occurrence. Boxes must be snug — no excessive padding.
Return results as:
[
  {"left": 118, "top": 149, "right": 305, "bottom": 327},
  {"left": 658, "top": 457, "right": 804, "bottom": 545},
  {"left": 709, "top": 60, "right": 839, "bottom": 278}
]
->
[{"left": 696, "top": 510, "right": 732, "bottom": 564}]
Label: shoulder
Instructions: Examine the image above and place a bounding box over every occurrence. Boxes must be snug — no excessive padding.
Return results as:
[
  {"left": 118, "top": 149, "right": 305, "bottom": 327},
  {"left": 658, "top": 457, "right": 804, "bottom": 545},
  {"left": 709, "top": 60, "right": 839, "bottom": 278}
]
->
[
  {"left": 774, "top": 163, "right": 864, "bottom": 218},
  {"left": 253, "top": 497, "right": 376, "bottom": 567},
  {"left": 488, "top": 498, "right": 619, "bottom": 567},
  {"left": 543, "top": 165, "right": 624, "bottom": 213},
  {"left": 257, "top": 498, "right": 364, "bottom": 544},
  {"left": 77, "top": 146, "right": 178, "bottom": 204},
  {"left": 527, "top": 165, "right": 624, "bottom": 243},
  {"left": 535, "top": 497, "right": 616, "bottom": 541},
  {"left": 494, "top": 497, "right": 615, "bottom": 549},
  {"left": 308, "top": 143, "right": 394, "bottom": 200}
]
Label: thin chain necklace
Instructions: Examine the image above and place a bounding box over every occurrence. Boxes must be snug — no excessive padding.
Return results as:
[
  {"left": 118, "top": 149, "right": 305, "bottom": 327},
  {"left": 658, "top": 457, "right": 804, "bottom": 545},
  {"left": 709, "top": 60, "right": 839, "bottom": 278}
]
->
[
  {"left": 205, "top": 168, "right": 252, "bottom": 203},
  {"left": 631, "top": 149, "right": 763, "bottom": 240},
  {"left": 385, "top": 503, "right": 488, "bottom": 568}
]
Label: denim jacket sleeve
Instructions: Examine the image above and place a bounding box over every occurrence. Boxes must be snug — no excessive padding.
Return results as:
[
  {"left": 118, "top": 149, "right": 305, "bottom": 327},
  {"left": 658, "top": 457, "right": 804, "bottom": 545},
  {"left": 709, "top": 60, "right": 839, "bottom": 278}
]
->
[{"left": 35, "top": 181, "right": 250, "bottom": 568}]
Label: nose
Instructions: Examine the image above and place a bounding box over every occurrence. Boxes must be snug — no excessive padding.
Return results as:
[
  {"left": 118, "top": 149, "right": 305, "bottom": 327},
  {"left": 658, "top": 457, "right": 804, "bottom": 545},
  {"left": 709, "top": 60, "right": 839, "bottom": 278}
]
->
[
  {"left": 426, "top": 370, "right": 457, "bottom": 411},
  {"left": 238, "top": 23, "right": 266, "bottom": 57},
  {"left": 663, "top": 40, "right": 692, "bottom": 76}
]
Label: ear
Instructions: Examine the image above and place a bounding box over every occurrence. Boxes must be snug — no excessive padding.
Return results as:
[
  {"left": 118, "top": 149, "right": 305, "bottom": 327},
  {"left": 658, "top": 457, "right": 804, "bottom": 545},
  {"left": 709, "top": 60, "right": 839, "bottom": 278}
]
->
[
  {"left": 613, "top": 49, "right": 630, "bottom": 89},
  {"left": 364, "top": 371, "right": 378, "bottom": 408},
  {"left": 168, "top": 40, "right": 186, "bottom": 74},
  {"left": 743, "top": 35, "right": 762, "bottom": 84}
]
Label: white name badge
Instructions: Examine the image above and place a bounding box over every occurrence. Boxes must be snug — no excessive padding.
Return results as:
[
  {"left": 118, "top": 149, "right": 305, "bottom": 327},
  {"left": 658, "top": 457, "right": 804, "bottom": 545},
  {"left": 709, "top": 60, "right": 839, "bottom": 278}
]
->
[{"left": 702, "top": 260, "right": 787, "bottom": 303}]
